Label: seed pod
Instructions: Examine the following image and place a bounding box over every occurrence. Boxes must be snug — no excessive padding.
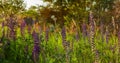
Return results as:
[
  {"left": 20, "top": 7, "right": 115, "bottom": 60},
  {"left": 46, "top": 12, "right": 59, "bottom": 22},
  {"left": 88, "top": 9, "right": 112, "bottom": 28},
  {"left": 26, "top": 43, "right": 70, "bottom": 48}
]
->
[{"left": 89, "top": 11, "right": 98, "bottom": 63}]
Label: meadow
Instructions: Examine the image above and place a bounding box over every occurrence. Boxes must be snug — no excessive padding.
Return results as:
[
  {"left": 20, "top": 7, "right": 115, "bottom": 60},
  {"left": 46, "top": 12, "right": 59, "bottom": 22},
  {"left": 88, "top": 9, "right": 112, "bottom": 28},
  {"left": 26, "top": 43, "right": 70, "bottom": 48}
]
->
[{"left": 0, "top": 12, "right": 120, "bottom": 63}]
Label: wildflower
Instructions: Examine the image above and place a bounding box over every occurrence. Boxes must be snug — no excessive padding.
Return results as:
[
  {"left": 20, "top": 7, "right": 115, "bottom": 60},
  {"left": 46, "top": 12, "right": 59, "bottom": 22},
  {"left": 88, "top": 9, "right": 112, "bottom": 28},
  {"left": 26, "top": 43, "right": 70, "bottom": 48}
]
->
[
  {"left": 61, "top": 26, "right": 70, "bottom": 49},
  {"left": 89, "top": 11, "right": 98, "bottom": 63},
  {"left": 2, "top": 22, "right": 4, "bottom": 28},
  {"left": 89, "top": 11, "right": 95, "bottom": 51},
  {"left": 8, "top": 17, "right": 16, "bottom": 40},
  {"left": 20, "top": 21, "right": 26, "bottom": 36},
  {"left": 32, "top": 44, "right": 40, "bottom": 63},
  {"left": 61, "top": 27, "right": 70, "bottom": 63},
  {"left": 32, "top": 31, "right": 39, "bottom": 44},
  {"left": 82, "top": 23, "right": 87, "bottom": 37},
  {"left": 61, "top": 26, "right": 66, "bottom": 46},
  {"left": 32, "top": 31, "right": 40, "bottom": 63}
]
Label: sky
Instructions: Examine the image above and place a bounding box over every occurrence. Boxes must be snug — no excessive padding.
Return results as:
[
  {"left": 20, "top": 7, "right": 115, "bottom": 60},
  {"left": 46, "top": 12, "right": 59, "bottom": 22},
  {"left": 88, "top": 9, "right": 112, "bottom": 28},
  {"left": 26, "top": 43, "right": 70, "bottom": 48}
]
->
[{"left": 24, "top": 0, "right": 46, "bottom": 9}]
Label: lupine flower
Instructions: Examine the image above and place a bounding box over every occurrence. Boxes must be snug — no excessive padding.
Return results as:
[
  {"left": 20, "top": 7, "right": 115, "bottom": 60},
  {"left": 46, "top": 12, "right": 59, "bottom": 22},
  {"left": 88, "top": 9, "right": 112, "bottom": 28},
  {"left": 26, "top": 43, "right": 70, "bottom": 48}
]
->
[
  {"left": 2, "top": 22, "right": 4, "bottom": 28},
  {"left": 61, "top": 26, "right": 70, "bottom": 49},
  {"left": 89, "top": 11, "right": 95, "bottom": 49},
  {"left": 89, "top": 11, "right": 98, "bottom": 63},
  {"left": 8, "top": 17, "right": 16, "bottom": 40},
  {"left": 20, "top": 21, "right": 26, "bottom": 35},
  {"left": 32, "top": 31, "right": 39, "bottom": 44},
  {"left": 61, "top": 26, "right": 66, "bottom": 47},
  {"left": 32, "top": 44, "right": 40, "bottom": 63},
  {"left": 32, "top": 31, "right": 40, "bottom": 63},
  {"left": 82, "top": 23, "right": 87, "bottom": 37},
  {"left": 61, "top": 27, "right": 70, "bottom": 63},
  {"left": 89, "top": 13, "right": 95, "bottom": 32}
]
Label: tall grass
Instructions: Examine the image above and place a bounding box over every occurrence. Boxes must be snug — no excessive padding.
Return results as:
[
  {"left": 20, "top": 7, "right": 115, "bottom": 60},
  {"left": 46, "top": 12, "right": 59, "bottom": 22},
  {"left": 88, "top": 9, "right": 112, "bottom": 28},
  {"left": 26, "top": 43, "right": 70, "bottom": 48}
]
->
[{"left": 0, "top": 16, "right": 120, "bottom": 63}]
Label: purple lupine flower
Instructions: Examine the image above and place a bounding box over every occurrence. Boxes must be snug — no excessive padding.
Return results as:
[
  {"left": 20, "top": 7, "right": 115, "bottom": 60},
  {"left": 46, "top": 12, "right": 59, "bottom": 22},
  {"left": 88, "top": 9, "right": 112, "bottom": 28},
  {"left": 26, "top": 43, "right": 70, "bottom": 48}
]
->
[
  {"left": 32, "top": 31, "right": 39, "bottom": 44},
  {"left": 32, "top": 44, "right": 40, "bottom": 63},
  {"left": 32, "top": 31, "right": 40, "bottom": 63},
  {"left": 61, "top": 27, "right": 70, "bottom": 48},
  {"left": 21, "top": 21, "right": 26, "bottom": 29},
  {"left": 8, "top": 17, "right": 16, "bottom": 40},
  {"left": 10, "top": 29, "right": 16, "bottom": 39},
  {"left": 82, "top": 23, "right": 87, "bottom": 37},
  {"left": 61, "top": 27, "right": 66, "bottom": 45},
  {"left": 33, "top": 44, "right": 40, "bottom": 54},
  {"left": 45, "top": 28, "right": 49, "bottom": 42},
  {"left": 105, "top": 26, "right": 109, "bottom": 43},
  {"left": 20, "top": 21, "right": 26, "bottom": 35},
  {"left": 61, "top": 27, "right": 70, "bottom": 63},
  {"left": 2, "top": 22, "right": 4, "bottom": 28},
  {"left": 9, "top": 17, "right": 14, "bottom": 29}
]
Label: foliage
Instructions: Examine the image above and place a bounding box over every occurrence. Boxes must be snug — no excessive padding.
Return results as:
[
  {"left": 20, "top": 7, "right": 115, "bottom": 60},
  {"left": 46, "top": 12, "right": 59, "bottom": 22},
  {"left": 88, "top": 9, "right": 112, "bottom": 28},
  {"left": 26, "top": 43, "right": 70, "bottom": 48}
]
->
[{"left": 0, "top": 0, "right": 120, "bottom": 63}]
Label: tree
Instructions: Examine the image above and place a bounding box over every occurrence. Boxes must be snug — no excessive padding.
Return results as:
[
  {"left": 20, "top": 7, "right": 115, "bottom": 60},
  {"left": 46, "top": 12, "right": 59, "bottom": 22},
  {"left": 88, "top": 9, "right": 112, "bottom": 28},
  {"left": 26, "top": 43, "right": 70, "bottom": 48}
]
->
[
  {"left": 0, "top": 0, "right": 25, "bottom": 21},
  {"left": 43, "top": 0, "right": 115, "bottom": 25}
]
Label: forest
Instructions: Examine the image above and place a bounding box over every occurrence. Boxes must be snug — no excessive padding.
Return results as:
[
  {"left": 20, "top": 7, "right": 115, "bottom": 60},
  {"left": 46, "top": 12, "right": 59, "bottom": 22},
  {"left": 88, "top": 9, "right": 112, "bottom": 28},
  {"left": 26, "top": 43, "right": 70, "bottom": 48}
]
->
[{"left": 0, "top": 0, "right": 120, "bottom": 63}]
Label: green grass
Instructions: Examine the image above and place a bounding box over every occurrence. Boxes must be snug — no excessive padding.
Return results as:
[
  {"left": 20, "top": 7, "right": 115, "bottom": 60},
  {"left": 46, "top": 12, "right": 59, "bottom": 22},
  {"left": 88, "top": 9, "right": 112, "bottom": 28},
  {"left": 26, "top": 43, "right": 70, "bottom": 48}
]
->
[{"left": 0, "top": 26, "right": 120, "bottom": 63}]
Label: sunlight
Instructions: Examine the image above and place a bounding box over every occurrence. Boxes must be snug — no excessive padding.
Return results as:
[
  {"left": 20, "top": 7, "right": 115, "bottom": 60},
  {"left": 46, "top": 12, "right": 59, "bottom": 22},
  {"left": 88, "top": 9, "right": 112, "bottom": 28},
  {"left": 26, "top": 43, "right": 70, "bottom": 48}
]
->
[{"left": 24, "top": 0, "right": 45, "bottom": 9}]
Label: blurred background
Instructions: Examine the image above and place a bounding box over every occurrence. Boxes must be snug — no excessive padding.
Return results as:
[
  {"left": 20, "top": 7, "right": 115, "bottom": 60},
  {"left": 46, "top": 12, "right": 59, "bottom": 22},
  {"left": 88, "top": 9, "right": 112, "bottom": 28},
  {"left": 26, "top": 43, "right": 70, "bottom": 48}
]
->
[{"left": 0, "top": 0, "right": 120, "bottom": 28}]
